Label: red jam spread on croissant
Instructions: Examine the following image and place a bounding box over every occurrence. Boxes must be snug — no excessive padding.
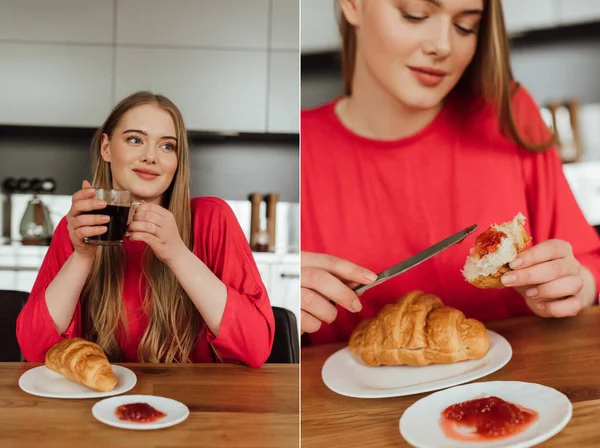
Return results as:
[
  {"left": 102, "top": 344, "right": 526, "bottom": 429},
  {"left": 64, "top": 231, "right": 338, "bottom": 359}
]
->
[
  {"left": 115, "top": 403, "right": 167, "bottom": 423},
  {"left": 474, "top": 229, "right": 507, "bottom": 257},
  {"left": 440, "top": 396, "right": 538, "bottom": 442}
]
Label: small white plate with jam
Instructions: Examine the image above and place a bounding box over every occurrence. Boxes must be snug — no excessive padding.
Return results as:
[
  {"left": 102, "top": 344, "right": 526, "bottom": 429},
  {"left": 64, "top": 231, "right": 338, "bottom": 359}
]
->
[
  {"left": 92, "top": 394, "right": 189, "bottom": 430},
  {"left": 399, "top": 381, "right": 572, "bottom": 447}
]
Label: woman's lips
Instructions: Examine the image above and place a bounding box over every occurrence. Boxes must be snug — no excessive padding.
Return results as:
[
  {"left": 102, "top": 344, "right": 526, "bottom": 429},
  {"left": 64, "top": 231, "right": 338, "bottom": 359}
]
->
[
  {"left": 133, "top": 169, "right": 159, "bottom": 180},
  {"left": 409, "top": 67, "right": 447, "bottom": 87}
]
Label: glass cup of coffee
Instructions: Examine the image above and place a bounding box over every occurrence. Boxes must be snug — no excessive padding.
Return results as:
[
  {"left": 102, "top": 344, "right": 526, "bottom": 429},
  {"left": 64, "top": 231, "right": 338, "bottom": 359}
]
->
[{"left": 83, "top": 189, "right": 132, "bottom": 246}]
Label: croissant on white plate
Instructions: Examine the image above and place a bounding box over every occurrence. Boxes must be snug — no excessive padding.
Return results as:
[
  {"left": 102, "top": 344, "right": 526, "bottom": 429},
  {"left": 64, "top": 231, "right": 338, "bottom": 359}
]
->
[
  {"left": 348, "top": 291, "right": 490, "bottom": 367},
  {"left": 45, "top": 338, "right": 118, "bottom": 392}
]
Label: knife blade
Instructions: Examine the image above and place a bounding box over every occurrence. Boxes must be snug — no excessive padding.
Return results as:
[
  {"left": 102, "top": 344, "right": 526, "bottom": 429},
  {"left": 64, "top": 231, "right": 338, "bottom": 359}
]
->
[{"left": 352, "top": 224, "right": 478, "bottom": 296}]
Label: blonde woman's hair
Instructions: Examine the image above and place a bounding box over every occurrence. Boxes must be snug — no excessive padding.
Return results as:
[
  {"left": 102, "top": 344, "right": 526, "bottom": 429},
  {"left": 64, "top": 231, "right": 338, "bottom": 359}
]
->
[
  {"left": 338, "top": 0, "right": 553, "bottom": 151},
  {"left": 82, "top": 91, "right": 200, "bottom": 363}
]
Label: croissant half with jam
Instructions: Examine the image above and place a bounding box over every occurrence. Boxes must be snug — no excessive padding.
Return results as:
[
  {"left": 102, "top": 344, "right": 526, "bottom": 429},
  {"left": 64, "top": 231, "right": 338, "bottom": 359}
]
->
[
  {"left": 348, "top": 291, "right": 489, "bottom": 367},
  {"left": 462, "top": 213, "right": 532, "bottom": 289}
]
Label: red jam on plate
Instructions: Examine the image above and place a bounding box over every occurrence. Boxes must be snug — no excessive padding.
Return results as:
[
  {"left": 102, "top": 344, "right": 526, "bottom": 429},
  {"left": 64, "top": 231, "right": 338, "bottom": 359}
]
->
[
  {"left": 115, "top": 402, "right": 167, "bottom": 423},
  {"left": 440, "top": 396, "right": 538, "bottom": 442},
  {"left": 474, "top": 229, "right": 507, "bottom": 257}
]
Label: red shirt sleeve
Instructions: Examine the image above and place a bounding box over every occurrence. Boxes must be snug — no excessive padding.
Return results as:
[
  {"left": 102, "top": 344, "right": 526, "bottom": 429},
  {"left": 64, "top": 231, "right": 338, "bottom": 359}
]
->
[
  {"left": 192, "top": 198, "right": 275, "bottom": 368},
  {"left": 513, "top": 86, "right": 600, "bottom": 302},
  {"left": 15, "top": 217, "right": 82, "bottom": 362}
]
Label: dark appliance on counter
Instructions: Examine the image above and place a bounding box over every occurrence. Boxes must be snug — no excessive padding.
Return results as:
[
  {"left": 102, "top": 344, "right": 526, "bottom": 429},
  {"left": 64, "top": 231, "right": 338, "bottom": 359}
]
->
[
  {"left": 19, "top": 178, "right": 56, "bottom": 246},
  {"left": 1, "top": 177, "right": 56, "bottom": 245}
]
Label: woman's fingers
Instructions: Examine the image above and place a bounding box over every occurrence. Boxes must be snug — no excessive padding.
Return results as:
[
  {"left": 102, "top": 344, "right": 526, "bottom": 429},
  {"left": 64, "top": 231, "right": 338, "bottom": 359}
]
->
[
  {"left": 502, "top": 258, "right": 579, "bottom": 287},
  {"left": 523, "top": 275, "right": 584, "bottom": 301},
  {"left": 131, "top": 210, "right": 165, "bottom": 227},
  {"left": 128, "top": 220, "right": 160, "bottom": 236},
  {"left": 302, "top": 267, "right": 362, "bottom": 313},
  {"left": 300, "top": 252, "right": 377, "bottom": 332},
  {"left": 510, "top": 239, "right": 573, "bottom": 270},
  {"left": 75, "top": 225, "right": 107, "bottom": 239},
  {"left": 301, "top": 310, "right": 324, "bottom": 334},
  {"left": 71, "top": 198, "right": 107, "bottom": 216},
  {"left": 302, "top": 252, "right": 377, "bottom": 285},
  {"left": 531, "top": 295, "right": 583, "bottom": 318},
  {"left": 71, "top": 185, "right": 96, "bottom": 204},
  {"left": 301, "top": 287, "right": 339, "bottom": 324},
  {"left": 72, "top": 213, "right": 110, "bottom": 229}
]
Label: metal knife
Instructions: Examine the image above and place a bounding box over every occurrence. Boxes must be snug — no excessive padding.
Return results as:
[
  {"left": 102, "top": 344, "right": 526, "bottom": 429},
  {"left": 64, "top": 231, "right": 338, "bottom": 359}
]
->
[{"left": 352, "top": 224, "right": 478, "bottom": 296}]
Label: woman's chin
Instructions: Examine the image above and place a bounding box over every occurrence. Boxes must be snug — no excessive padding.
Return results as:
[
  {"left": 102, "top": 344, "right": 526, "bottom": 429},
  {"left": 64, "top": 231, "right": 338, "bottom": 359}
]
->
[
  {"left": 400, "top": 93, "right": 446, "bottom": 111},
  {"left": 393, "top": 83, "right": 451, "bottom": 111}
]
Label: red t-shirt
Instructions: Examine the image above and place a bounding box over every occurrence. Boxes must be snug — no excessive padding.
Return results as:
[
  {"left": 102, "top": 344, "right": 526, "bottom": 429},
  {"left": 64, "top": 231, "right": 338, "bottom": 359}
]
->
[
  {"left": 301, "top": 86, "right": 600, "bottom": 346},
  {"left": 16, "top": 197, "right": 275, "bottom": 367}
]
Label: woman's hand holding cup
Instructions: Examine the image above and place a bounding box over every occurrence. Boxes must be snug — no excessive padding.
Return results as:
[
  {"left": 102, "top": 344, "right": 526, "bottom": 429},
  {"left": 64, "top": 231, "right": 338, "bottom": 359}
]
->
[{"left": 66, "top": 180, "right": 109, "bottom": 259}]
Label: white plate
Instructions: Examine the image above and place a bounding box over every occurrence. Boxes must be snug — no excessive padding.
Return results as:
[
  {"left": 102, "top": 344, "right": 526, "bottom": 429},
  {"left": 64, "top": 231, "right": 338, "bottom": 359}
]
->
[
  {"left": 322, "top": 330, "right": 512, "bottom": 398},
  {"left": 18, "top": 365, "right": 137, "bottom": 399},
  {"left": 92, "top": 394, "right": 190, "bottom": 430},
  {"left": 399, "top": 381, "right": 572, "bottom": 448}
]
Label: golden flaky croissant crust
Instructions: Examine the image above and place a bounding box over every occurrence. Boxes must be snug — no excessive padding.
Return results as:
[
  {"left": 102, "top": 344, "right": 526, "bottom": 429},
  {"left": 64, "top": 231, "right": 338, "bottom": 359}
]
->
[
  {"left": 348, "top": 291, "right": 489, "bottom": 367},
  {"left": 45, "top": 338, "right": 118, "bottom": 392}
]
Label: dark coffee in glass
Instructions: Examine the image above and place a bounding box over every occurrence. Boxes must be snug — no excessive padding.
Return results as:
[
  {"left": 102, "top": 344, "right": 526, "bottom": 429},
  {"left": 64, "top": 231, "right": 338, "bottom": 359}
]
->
[{"left": 83, "top": 189, "right": 131, "bottom": 246}]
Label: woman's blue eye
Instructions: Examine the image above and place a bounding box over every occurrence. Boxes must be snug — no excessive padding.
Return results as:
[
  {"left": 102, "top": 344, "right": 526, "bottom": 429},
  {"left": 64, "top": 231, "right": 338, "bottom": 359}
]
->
[
  {"left": 161, "top": 143, "right": 175, "bottom": 151},
  {"left": 128, "top": 136, "right": 142, "bottom": 144}
]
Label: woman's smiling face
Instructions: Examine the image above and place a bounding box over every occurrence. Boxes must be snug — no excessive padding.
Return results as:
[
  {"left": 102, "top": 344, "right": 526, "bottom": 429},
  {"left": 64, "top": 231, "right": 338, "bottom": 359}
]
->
[
  {"left": 344, "top": 0, "right": 483, "bottom": 109},
  {"left": 100, "top": 104, "right": 179, "bottom": 204}
]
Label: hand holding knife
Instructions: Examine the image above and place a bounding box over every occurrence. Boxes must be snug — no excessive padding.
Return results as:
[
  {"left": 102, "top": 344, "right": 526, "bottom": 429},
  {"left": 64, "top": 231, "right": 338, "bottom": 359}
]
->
[{"left": 350, "top": 224, "right": 477, "bottom": 296}]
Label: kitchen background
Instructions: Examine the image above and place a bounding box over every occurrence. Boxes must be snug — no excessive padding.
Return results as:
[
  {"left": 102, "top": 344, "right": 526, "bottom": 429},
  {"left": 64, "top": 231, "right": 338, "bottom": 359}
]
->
[
  {"left": 301, "top": 0, "right": 600, "bottom": 236},
  {"left": 0, "top": 0, "right": 300, "bottom": 321}
]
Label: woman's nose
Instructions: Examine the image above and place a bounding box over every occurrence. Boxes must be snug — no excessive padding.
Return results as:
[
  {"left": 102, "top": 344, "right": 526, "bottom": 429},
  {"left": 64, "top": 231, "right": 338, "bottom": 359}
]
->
[
  {"left": 141, "top": 145, "right": 157, "bottom": 163},
  {"left": 423, "top": 21, "right": 452, "bottom": 58}
]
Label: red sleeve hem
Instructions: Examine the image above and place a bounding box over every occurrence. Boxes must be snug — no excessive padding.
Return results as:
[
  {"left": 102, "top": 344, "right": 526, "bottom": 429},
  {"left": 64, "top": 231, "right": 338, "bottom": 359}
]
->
[
  {"left": 16, "top": 288, "right": 79, "bottom": 362},
  {"left": 206, "top": 286, "right": 273, "bottom": 368}
]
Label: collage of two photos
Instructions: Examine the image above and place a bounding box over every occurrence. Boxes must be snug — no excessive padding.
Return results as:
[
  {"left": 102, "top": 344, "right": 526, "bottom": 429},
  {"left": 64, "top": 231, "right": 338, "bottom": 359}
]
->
[
  {"left": 0, "top": 0, "right": 299, "bottom": 446},
  {"left": 1, "top": 0, "right": 600, "bottom": 447}
]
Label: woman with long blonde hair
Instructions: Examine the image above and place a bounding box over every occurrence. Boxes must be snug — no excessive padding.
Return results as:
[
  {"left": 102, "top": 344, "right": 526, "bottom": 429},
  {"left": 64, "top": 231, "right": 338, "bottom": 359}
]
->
[
  {"left": 17, "top": 91, "right": 274, "bottom": 367},
  {"left": 300, "top": 0, "right": 600, "bottom": 342}
]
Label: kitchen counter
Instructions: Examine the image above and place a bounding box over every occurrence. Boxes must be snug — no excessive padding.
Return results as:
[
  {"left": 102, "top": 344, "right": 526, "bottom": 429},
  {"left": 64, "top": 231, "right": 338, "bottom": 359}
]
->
[
  {"left": 563, "top": 160, "right": 600, "bottom": 227},
  {"left": 0, "top": 243, "right": 299, "bottom": 271}
]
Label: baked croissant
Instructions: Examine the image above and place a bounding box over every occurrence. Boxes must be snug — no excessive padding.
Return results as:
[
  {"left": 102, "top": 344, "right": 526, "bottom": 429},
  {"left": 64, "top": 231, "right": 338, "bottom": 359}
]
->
[
  {"left": 462, "top": 213, "right": 532, "bottom": 289},
  {"left": 45, "top": 338, "right": 118, "bottom": 392},
  {"left": 348, "top": 291, "right": 489, "bottom": 367}
]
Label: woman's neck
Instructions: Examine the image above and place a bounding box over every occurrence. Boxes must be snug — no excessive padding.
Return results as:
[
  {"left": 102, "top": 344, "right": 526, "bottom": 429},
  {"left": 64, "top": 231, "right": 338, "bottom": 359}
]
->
[{"left": 336, "top": 67, "right": 444, "bottom": 141}]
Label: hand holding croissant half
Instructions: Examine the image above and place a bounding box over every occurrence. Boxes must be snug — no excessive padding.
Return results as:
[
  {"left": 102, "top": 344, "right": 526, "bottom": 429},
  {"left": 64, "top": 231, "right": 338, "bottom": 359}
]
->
[
  {"left": 462, "top": 213, "right": 532, "bottom": 289},
  {"left": 45, "top": 338, "right": 118, "bottom": 392}
]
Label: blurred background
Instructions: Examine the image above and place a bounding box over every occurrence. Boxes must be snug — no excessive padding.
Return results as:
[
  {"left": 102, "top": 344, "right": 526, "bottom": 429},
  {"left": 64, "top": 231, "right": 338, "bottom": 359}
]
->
[
  {"left": 0, "top": 0, "right": 300, "bottom": 320},
  {"left": 301, "top": 0, "right": 600, "bottom": 237}
]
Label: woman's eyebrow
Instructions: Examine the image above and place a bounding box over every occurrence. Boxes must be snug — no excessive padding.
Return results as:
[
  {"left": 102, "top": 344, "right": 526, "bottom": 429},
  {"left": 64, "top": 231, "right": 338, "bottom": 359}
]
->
[
  {"left": 421, "top": 0, "right": 484, "bottom": 15},
  {"left": 123, "top": 129, "right": 177, "bottom": 141}
]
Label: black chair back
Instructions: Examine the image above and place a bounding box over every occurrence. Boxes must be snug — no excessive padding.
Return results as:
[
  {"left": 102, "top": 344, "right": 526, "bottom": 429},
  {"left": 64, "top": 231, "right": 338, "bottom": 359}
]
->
[
  {"left": 0, "top": 290, "right": 28, "bottom": 362},
  {"left": 267, "top": 306, "right": 299, "bottom": 364}
]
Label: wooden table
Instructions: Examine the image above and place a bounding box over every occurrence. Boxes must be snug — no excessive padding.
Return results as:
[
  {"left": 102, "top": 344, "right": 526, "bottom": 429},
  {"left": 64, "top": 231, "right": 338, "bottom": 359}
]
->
[
  {"left": 0, "top": 363, "right": 299, "bottom": 448},
  {"left": 302, "top": 307, "right": 600, "bottom": 447}
]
